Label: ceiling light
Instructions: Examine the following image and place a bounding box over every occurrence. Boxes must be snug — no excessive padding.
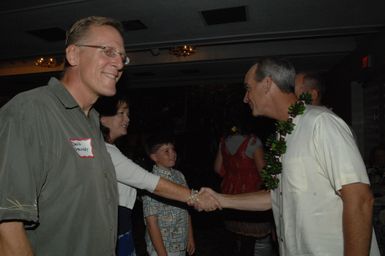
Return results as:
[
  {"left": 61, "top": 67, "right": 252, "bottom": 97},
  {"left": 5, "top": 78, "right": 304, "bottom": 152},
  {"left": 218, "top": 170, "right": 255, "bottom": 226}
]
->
[
  {"left": 169, "top": 45, "right": 195, "bottom": 57},
  {"left": 34, "top": 57, "right": 57, "bottom": 68}
]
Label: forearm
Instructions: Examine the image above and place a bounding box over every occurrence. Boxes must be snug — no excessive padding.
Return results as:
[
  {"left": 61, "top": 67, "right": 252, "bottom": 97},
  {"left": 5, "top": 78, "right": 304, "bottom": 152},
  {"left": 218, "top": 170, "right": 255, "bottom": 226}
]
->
[
  {"left": 146, "top": 217, "right": 167, "bottom": 256},
  {"left": 343, "top": 204, "right": 373, "bottom": 255},
  {"left": 0, "top": 221, "right": 34, "bottom": 256},
  {"left": 187, "top": 215, "right": 195, "bottom": 255},
  {"left": 213, "top": 149, "right": 223, "bottom": 174},
  {"left": 218, "top": 190, "right": 272, "bottom": 211},
  {"left": 153, "top": 177, "right": 191, "bottom": 203},
  {"left": 341, "top": 183, "right": 374, "bottom": 256},
  {"left": 187, "top": 215, "right": 194, "bottom": 243}
]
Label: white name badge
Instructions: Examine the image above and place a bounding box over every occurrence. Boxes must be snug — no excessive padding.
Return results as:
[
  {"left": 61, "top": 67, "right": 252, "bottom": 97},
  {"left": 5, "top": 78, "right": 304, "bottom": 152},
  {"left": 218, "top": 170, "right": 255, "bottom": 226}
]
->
[{"left": 70, "top": 138, "right": 94, "bottom": 158}]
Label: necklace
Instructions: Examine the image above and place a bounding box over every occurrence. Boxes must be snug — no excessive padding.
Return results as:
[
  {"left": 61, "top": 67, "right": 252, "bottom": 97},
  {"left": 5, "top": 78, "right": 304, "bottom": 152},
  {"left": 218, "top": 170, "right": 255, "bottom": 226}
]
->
[{"left": 261, "top": 93, "right": 312, "bottom": 190}]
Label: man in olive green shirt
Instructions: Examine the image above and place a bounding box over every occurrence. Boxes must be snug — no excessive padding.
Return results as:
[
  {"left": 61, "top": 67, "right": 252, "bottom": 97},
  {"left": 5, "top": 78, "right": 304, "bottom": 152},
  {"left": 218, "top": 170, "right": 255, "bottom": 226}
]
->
[{"left": 0, "top": 16, "right": 129, "bottom": 255}]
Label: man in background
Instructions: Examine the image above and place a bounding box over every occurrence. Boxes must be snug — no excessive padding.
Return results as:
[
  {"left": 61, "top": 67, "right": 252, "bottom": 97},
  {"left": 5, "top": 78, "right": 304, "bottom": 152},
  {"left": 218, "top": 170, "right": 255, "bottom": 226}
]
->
[{"left": 295, "top": 71, "right": 325, "bottom": 105}]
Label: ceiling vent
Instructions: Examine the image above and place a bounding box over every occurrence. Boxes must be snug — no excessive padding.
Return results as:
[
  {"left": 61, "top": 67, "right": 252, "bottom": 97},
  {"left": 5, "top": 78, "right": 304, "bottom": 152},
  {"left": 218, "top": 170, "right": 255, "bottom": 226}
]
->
[
  {"left": 201, "top": 6, "right": 247, "bottom": 25},
  {"left": 0, "top": 0, "right": 70, "bottom": 14},
  {"left": 122, "top": 20, "right": 148, "bottom": 31},
  {"left": 27, "top": 27, "right": 66, "bottom": 42}
]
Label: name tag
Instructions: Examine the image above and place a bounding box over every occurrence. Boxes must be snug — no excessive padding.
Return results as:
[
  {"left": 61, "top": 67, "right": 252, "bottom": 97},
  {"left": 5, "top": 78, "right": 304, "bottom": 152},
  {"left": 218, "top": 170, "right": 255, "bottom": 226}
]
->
[{"left": 70, "top": 138, "right": 94, "bottom": 158}]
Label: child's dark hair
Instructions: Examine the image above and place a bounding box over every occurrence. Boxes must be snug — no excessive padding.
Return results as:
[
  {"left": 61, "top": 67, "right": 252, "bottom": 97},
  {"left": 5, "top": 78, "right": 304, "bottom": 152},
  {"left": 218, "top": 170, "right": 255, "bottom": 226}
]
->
[{"left": 145, "top": 133, "right": 176, "bottom": 156}]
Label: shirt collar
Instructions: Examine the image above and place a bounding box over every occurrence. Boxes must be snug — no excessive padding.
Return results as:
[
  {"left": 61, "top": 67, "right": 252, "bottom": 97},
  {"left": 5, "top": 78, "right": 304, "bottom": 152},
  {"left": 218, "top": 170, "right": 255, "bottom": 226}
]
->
[
  {"left": 153, "top": 165, "right": 173, "bottom": 176},
  {"left": 48, "top": 77, "right": 79, "bottom": 109}
]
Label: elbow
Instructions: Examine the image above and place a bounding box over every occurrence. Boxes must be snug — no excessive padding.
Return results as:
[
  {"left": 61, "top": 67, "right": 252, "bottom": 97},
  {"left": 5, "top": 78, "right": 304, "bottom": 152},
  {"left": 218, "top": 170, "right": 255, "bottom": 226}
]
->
[
  {"left": 258, "top": 190, "right": 272, "bottom": 211},
  {"left": 359, "top": 189, "right": 375, "bottom": 217},
  {"left": 263, "top": 195, "right": 272, "bottom": 211},
  {"left": 213, "top": 166, "right": 220, "bottom": 174},
  {"left": 213, "top": 163, "right": 222, "bottom": 175}
]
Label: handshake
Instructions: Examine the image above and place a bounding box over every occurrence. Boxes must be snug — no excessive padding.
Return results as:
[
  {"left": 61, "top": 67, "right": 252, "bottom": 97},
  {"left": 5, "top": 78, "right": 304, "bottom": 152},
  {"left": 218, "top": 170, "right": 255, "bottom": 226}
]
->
[
  {"left": 185, "top": 188, "right": 271, "bottom": 212},
  {"left": 186, "top": 188, "right": 223, "bottom": 212}
]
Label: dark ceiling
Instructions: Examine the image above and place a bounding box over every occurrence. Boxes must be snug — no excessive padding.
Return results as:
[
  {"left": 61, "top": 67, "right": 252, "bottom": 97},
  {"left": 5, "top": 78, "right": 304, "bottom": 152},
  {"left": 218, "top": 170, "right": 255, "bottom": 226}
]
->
[{"left": 0, "top": 0, "right": 385, "bottom": 91}]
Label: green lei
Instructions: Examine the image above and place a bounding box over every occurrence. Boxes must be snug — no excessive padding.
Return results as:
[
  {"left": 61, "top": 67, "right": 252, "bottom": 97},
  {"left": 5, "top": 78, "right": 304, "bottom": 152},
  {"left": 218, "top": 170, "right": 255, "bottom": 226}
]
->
[{"left": 261, "top": 93, "right": 312, "bottom": 190}]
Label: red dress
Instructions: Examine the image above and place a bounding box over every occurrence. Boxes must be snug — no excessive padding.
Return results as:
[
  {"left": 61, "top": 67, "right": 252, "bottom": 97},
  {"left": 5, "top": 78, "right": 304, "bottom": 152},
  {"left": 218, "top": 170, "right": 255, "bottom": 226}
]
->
[{"left": 219, "top": 135, "right": 262, "bottom": 194}]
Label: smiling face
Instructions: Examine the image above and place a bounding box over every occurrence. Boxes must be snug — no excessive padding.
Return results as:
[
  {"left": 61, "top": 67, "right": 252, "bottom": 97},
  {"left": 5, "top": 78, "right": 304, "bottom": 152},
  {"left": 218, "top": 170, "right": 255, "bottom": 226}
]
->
[
  {"left": 150, "top": 143, "right": 177, "bottom": 169},
  {"left": 100, "top": 101, "right": 129, "bottom": 142},
  {"left": 243, "top": 64, "right": 270, "bottom": 117},
  {"left": 75, "top": 25, "right": 125, "bottom": 98}
]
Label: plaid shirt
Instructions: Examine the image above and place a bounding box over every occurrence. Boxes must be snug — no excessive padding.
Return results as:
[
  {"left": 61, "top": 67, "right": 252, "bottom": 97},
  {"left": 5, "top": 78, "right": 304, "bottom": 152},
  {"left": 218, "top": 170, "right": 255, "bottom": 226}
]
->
[{"left": 142, "top": 165, "right": 189, "bottom": 254}]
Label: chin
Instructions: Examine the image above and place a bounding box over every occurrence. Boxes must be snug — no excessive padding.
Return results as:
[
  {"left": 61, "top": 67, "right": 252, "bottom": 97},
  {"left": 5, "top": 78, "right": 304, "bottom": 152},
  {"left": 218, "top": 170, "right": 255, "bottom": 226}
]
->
[
  {"left": 251, "top": 109, "right": 260, "bottom": 117},
  {"left": 101, "top": 84, "right": 117, "bottom": 96},
  {"left": 100, "top": 91, "right": 116, "bottom": 97},
  {"left": 105, "top": 89, "right": 116, "bottom": 97}
]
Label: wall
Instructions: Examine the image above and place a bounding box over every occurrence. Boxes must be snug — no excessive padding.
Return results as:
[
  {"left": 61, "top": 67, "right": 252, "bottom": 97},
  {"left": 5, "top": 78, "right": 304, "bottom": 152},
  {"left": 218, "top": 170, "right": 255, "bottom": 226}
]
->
[{"left": 327, "top": 29, "right": 385, "bottom": 161}]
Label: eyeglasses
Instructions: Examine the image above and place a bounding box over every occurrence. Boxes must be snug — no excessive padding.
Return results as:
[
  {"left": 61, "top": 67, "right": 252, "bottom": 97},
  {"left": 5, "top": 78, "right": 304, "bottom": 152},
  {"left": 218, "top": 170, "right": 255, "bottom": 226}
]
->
[{"left": 75, "top": 44, "right": 130, "bottom": 66}]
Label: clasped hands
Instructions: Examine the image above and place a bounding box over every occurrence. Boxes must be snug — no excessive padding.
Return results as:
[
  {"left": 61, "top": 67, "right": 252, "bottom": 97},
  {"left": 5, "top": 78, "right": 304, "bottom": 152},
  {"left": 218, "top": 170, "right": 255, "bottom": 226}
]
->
[{"left": 187, "top": 187, "right": 222, "bottom": 212}]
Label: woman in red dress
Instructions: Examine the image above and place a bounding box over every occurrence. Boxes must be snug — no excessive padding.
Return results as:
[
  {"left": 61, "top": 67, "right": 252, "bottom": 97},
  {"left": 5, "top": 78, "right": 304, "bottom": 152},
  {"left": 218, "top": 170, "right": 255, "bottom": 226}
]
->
[{"left": 214, "top": 117, "right": 274, "bottom": 256}]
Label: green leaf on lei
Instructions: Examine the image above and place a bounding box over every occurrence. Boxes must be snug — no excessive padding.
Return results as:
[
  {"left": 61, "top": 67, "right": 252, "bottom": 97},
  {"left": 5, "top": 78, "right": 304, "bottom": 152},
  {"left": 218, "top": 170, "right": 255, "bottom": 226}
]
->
[
  {"left": 299, "top": 92, "right": 312, "bottom": 104},
  {"left": 276, "top": 120, "right": 295, "bottom": 135},
  {"left": 261, "top": 93, "right": 312, "bottom": 190}
]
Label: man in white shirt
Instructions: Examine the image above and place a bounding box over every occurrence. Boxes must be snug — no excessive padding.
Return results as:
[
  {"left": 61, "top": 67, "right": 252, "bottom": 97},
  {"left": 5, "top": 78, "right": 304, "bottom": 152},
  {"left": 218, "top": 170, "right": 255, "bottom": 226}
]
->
[{"left": 201, "top": 57, "right": 380, "bottom": 256}]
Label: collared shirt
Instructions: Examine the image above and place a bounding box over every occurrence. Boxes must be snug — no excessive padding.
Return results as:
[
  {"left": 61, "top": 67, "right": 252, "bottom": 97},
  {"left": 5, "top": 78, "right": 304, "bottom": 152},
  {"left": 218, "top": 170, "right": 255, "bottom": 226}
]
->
[
  {"left": 271, "top": 105, "right": 380, "bottom": 256},
  {"left": 105, "top": 142, "right": 159, "bottom": 209},
  {"left": 0, "top": 78, "right": 118, "bottom": 255},
  {"left": 142, "top": 165, "right": 189, "bottom": 254}
]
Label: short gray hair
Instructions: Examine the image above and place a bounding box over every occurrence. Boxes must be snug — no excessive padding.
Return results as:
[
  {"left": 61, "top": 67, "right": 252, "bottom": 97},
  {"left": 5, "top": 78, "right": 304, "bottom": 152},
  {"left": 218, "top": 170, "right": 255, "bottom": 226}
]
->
[
  {"left": 254, "top": 58, "right": 296, "bottom": 93},
  {"left": 65, "top": 16, "right": 124, "bottom": 47},
  {"left": 63, "top": 16, "right": 124, "bottom": 69},
  {"left": 300, "top": 71, "right": 325, "bottom": 98}
]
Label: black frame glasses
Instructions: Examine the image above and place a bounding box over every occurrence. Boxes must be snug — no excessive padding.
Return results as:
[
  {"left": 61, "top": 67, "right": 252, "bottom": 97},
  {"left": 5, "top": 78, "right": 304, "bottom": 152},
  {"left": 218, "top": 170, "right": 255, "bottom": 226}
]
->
[{"left": 75, "top": 44, "right": 130, "bottom": 66}]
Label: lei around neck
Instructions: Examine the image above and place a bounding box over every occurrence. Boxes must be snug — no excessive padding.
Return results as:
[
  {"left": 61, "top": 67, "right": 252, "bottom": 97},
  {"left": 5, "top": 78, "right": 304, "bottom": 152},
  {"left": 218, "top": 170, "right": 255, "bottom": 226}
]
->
[{"left": 261, "top": 93, "right": 312, "bottom": 190}]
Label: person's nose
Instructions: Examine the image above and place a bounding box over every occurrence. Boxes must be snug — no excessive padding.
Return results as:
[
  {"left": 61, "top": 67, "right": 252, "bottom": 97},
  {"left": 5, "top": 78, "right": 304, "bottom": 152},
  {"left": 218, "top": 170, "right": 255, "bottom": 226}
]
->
[
  {"left": 243, "top": 92, "right": 249, "bottom": 103},
  {"left": 112, "top": 55, "right": 124, "bottom": 71}
]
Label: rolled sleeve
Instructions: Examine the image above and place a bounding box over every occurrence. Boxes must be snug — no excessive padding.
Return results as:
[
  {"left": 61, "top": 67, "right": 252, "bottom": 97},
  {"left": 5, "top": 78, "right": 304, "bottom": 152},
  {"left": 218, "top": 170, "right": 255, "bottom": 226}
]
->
[
  {"left": 313, "top": 112, "right": 369, "bottom": 191},
  {"left": 106, "top": 143, "right": 160, "bottom": 192},
  {"left": 0, "top": 98, "right": 42, "bottom": 225}
]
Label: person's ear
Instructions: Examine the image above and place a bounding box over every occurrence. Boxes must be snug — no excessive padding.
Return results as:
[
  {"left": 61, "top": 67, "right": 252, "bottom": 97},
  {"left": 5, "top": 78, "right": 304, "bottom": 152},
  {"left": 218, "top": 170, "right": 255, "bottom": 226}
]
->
[
  {"left": 264, "top": 76, "right": 272, "bottom": 94},
  {"left": 100, "top": 116, "right": 109, "bottom": 127},
  {"left": 310, "top": 89, "right": 319, "bottom": 103},
  {"left": 65, "top": 45, "right": 79, "bottom": 66},
  {"left": 149, "top": 153, "right": 157, "bottom": 162}
]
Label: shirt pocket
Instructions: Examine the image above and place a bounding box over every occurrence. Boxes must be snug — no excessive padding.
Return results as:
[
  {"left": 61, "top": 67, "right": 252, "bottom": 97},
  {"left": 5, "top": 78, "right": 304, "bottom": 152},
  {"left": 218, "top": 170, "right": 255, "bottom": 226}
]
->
[{"left": 283, "top": 158, "right": 308, "bottom": 192}]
